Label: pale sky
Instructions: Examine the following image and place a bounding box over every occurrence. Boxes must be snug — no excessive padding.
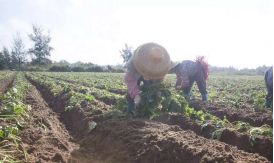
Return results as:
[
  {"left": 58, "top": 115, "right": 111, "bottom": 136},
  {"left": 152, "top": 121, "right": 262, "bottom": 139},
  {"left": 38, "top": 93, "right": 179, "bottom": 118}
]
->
[{"left": 0, "top": 0, "right": 273, "bottom": 68}]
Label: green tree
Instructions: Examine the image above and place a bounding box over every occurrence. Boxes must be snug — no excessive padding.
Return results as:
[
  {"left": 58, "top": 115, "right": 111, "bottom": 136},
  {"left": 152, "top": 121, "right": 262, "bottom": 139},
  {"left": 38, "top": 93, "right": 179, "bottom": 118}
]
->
[
  {"left": 0, "top": 51, "right": 5, "bottom": 70},
  {"left": 0, "top": 47, "right": 12, "bottom": 70},
  {"left": 11, "top": 33, "right": 26, "bottom": 70},
  {"left": 3, "top": 47, "right": 11, "bottom": 69},
  {"left": 120, "top": 44, "right": 133, "bottom": 64},
  {"left": 28, "top": 25, "right": 53, "bottom": 66}
]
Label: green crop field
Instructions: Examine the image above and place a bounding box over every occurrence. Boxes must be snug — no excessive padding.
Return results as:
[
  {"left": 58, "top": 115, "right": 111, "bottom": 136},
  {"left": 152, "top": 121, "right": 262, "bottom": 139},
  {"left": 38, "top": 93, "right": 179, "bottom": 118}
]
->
[{"left": 0, "top": 71, "right": 272, "bottom": 162}]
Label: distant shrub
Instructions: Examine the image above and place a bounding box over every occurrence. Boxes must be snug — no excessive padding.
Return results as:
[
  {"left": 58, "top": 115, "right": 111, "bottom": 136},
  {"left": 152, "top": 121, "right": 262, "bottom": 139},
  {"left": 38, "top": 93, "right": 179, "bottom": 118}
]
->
[
  {"left": 71, "top": 66, "right": 85, "bottom": 72},
  {"left": 49, "top": 65, "right": 71, "bottom": 72},
  {"left": 86, "top": 66, "right": 105, "bottom": 72}
]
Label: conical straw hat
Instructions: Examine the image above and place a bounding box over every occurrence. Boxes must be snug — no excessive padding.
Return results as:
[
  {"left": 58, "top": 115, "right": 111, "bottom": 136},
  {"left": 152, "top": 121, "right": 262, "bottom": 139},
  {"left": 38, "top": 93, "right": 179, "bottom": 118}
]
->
[{"left": 133, "top": 42, "right": 173, "bottom": 80}]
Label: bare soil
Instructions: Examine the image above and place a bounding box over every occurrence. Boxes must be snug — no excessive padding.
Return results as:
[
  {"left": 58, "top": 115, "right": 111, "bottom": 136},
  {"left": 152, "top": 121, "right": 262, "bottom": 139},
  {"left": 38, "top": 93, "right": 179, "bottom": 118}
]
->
[
  {"left": 220, "top": 128, "right": 273, "bottom": 161},
  {"left": 20, "top": 86, "right": 79, "bottom": 163},
  {"left": 0, "top": 75, "right": 14, "bottom": 95},
  {"left": 189, "top": 100, "right": 273, "bottom": 127},
  {"left": 154, "top": 113, "right": 273, "bottom": 161},
  {"left": 68, "top": 119, "right": 269, "bottom": 163}
]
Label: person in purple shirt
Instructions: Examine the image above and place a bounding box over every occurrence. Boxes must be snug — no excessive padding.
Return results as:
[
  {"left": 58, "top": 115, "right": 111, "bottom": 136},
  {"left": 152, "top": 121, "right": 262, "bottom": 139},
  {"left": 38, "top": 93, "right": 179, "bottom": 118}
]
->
[
  {"left": 173, "top": 56, "right": 209, "bottom": 101},
  {"left": 124, "top": 42, "right": 175, "bottom": 115},
  {"left": 264, "top": 66, "right": 273, "bottom": 108}
]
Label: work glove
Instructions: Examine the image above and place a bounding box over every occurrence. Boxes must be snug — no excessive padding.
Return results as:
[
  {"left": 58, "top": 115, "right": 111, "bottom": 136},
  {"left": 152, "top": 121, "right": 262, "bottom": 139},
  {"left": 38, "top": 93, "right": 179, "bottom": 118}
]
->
[{"left": 202, "top": 93, "right": 208, "bottom": 101}]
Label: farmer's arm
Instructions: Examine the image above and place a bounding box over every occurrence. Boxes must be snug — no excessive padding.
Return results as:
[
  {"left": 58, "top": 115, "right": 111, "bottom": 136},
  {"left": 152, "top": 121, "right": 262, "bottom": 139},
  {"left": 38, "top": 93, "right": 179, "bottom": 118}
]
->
[{"left": 124, "top": 59, "right": 142, "bottom": 99}]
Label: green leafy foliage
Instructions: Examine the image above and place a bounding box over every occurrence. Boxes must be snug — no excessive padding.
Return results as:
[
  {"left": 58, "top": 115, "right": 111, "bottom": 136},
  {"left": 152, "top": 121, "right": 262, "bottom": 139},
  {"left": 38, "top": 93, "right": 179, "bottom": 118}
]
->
[
  {"left": 137, "top": 83, "right": 186, "bottom": 118},
  {"left": 212, "top": 128, "right": 225, "bottom": 140},
  {"left": 0, "top": 72, "right": 30, "bottom": 162},
  {"left": 65, "top": 90, "right": 95, "bottom": 111},
  {"left": 249, "top": 125, "right": 273, "bottom": 137}
]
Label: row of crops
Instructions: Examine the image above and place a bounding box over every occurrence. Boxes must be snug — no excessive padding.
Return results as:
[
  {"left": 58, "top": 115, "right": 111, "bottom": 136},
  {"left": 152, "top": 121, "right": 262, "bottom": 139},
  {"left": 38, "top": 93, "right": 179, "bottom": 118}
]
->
[
  {"left": 0, "top": 71, "right": 15, "bottom": 96},
  {"left": 0, "top": 71, "right": 272, "bottom": 162},
  {"left": 194, "top": 75, "right": 267, "bottom": 109},
  {"left": 0, "top": 72, "right": 14, "bottom": 81},
  {"left": 37, "top": 72, "right": 268, "bottom": 109},
  {"left": 25, "top": 72, "right": 273, "bottom": 160},
  {"left": 0, "top": 72, "right": 30, "bottom": 162}
]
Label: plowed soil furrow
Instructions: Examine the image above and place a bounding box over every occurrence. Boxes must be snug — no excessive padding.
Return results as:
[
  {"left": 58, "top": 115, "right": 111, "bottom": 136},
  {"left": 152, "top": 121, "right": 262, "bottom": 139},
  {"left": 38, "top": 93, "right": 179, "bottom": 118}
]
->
[
  {"left": 189, "top": 100, "right": 273, "bottom": 127},
  {"left": 26, "top": 75, "right": 271, "bottom": 162},
  {"left": 0, "top": 75, "right": 15, "bottom": 95},
  {"left": 69, "top": 119, "right": 269, "bottom": 163},
  {"left": 36, "top": 74, "right": 121, "bottom": 106},
  {"left": 20, "top": 86, "right": 79, "bottom": 163},
  {"left": 154, "top": 113, "right": 273, "bottom": 161}
]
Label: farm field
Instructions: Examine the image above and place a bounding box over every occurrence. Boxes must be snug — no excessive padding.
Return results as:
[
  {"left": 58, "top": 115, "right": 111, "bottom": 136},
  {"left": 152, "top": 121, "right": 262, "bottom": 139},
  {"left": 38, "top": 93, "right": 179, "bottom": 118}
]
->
[{"left": 0, "top": 71, "right": 272, "bottom": 162}]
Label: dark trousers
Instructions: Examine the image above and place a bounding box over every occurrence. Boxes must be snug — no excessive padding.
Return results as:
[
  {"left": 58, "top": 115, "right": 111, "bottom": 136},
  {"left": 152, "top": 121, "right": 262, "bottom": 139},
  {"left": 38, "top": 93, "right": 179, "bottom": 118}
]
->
[
  {"left": 266, "top": 84, "right": 273, "bottom": 107},
  {"left": 265, "top": 68, "right": 273, "bottom": 107},
  {"left": 182, "top": 78, "right": 207, "bottom": 100},
  {"left": 183, "top": 78, "right": 207, "bottom": 100}
]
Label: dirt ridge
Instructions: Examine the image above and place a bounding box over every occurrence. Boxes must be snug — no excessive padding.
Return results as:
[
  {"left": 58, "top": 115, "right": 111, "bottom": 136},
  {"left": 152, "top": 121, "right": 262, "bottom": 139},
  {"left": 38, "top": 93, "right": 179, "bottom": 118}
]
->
[
  {"left": 20, "top": 86, "right": 79, "bottom": 162},
  {"left": 69, "top": 119, "right": 270, "bottom": 163},
  {"left": 189, "top": 100, "right": 273, "bottom": 127},
  {"left": 0, "top": 74, "right": 15, "bottom": 95},
  {"left": 154, "top": 113, "right": 273, "bottom": 160}
]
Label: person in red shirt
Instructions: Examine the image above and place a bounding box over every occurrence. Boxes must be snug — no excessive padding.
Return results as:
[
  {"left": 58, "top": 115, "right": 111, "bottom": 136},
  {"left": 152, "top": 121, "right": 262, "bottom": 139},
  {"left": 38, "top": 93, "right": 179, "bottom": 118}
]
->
[{"left": 124, "top": 42, "right": 175, "bottom": 115}]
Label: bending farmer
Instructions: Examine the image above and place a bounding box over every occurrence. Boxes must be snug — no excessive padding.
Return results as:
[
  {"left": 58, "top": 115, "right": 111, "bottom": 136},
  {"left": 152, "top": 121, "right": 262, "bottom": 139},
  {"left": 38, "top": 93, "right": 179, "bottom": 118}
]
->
[
  {"left": 124, "top": 42, "right": 175, "bottom": 115},
  {"left": 173, "top": 56, "right": 209, "bottom": 101}
]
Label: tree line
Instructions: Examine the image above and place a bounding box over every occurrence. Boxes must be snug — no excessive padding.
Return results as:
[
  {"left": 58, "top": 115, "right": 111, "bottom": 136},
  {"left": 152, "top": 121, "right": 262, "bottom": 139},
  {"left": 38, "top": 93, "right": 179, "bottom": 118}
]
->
[
  {"left": 0, "top": 25, "right": 126, "bottom": 73},
  {"left": 0, "top": 30, "right": 270, "bottom": 75},
  {"left": 0, "top": 25, "right": 53, "bottom": 71},
  {"left": 209, "top": 65, "right": 270, "bottom": 75},
  {"left": 119, "top": 44, "right": 270, "bottom": 75},
  {"left": 48, "top": 60, "right": 124, "bottom": 73}
]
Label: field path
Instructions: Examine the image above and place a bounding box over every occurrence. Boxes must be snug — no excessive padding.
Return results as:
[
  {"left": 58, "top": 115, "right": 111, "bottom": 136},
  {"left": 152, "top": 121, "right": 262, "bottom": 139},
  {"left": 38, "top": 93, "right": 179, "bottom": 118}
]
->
[
  {"left": 20, "top": 86, "right": 79, "bottom": 162},
  {"left": 0, "top": 75, "right": 14, "bottom": 95}
]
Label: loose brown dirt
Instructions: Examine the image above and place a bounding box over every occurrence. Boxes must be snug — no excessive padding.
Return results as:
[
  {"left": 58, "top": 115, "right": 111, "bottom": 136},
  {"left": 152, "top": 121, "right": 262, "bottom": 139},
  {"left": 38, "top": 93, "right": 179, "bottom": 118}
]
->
[
  {"left": 154, "top": 113, "right": 273, "bottom": 161},
  {"left": 220, "top": 128, "right": 273, "bottom": 161},
  {"left": 20, "top": 86, "right": 79, "bottom": 163},
  {"left": 189, "top": 100, "right": 273, "bottom": 127},
  {"left": 68, "top": 119, "right": 269, "bottom": 163},
  {"left": 153, "top": 113, "right": 215, "bottom": 139},
  {"left": 0, "top": 76, "right": 14, "bottom": 95}
]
